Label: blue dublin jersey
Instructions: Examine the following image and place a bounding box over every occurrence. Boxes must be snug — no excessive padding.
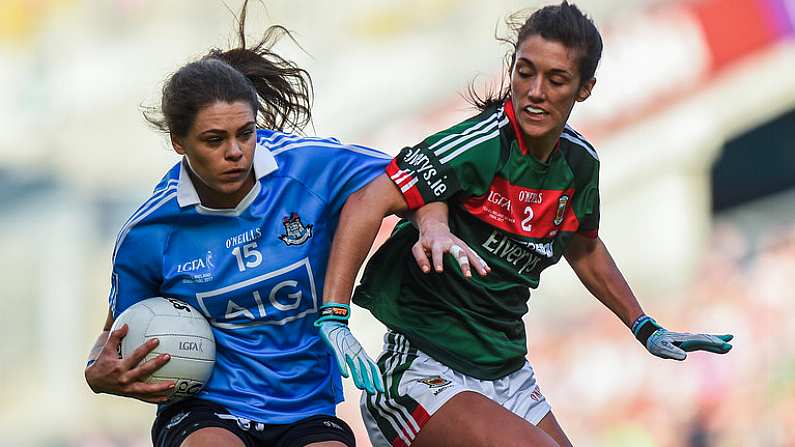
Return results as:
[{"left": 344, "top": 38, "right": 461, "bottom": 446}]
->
[{"left": 109, "top": 129, "right": 390, "bottom": 424}]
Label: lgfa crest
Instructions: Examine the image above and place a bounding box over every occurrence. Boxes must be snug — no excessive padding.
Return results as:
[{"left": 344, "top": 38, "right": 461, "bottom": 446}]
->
[
  {"left": 279, "top": 212, "right": 313, "bottom": 246},
  {"left": 553, "top": 195, "right": 569, "bottom": 226}
]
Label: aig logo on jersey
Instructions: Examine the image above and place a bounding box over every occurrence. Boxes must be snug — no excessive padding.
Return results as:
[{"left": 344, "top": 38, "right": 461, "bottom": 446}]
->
[
  {"left": 279, "top": 212, "right": 313, "bottom": 246},
  {"left": 195, "top": 257, "right": 318, "bottom": 329}
]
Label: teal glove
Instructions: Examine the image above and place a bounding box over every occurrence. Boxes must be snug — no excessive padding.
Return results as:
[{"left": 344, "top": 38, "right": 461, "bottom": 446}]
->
[
  {"left": 315, "top": 303, "right": 385, "bottom": 394},
  {"left": 632, "top": 315, "right": 733, "bottom": 361}
]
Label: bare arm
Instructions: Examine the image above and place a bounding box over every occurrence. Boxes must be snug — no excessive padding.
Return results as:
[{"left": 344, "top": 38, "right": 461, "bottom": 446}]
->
[
  {"left": 322, "top": 174, "right": 487, "bottom": 305},
  {"left": 317, "top": 173, "right": 489, "bottom": 393},
  {"left": 564, "top": 234, "right": 644, "bottom": 328},
  {"left": 565, "top": 234, "right": 734, "bottom": 360},
  {"left": 322, "top": 174, "right": 409, "bottom": 305}
]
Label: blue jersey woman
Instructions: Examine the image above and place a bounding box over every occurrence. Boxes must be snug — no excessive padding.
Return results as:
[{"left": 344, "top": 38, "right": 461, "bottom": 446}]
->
[{"left": 80, "top": 6, "right": 450, "bottom": 446}]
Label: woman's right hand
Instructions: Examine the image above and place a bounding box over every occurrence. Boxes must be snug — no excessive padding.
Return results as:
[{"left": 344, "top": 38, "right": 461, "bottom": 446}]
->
[
  {"left": 84, "top": 323, "right": 175, "bottom": 404},
  {"left": 412, "top": 219, "right": 490, "bottom": 278}
]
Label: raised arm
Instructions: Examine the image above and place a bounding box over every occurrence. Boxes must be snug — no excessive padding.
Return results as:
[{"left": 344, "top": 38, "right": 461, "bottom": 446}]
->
[{"left": 565, "top": 234, "right": 733, "bottom": 361}]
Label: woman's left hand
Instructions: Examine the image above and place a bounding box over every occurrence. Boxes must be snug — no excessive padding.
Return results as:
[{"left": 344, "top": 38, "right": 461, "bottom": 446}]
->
[{"left": 411, "top": 220, "right": 490, "bottom": 278}]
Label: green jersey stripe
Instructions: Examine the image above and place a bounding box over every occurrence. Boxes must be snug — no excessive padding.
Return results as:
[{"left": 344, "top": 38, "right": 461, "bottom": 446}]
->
[
  {"left": 429, "top": 109, "right": 501, "bottom": 155},
  {"left": 428, "top": 109, "right": 499, "bottom": 157},
  {"left": 438, "top": 117, "right": 509, "bottom": 164}
]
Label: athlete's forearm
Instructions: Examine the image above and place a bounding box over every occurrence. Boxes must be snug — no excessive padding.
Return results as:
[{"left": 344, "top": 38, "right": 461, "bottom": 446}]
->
[
  {"left": 564, "top": 235, "right": 643, "bottom": 328},
  {"left": 323, "top": 200, "right": 384, "bottom": 305},
  {"left": 323, "top": 174, "right": 408, "bottom": 304}
]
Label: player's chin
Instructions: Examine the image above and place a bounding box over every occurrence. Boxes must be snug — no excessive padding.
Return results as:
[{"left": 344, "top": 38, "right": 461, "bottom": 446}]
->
[
  {"left": 519, "top": 121, "right": 556, "bottom": 141},
  {"left": 212, "top": 179, "right": 248, "bottom": 195}
]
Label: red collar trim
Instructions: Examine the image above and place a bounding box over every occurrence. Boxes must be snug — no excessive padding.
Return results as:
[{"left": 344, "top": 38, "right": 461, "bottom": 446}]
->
[
  {"left": 503, "top": 99, "right": 561, "bottom": 159},
  {"left": 503, "top": 99, "right": 528, "bottom": 156}
]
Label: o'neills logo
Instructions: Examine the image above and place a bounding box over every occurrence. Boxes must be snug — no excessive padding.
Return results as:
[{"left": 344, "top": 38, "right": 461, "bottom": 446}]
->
[{"left": 553, "top": 195, "right": 569, "bottom": 226}]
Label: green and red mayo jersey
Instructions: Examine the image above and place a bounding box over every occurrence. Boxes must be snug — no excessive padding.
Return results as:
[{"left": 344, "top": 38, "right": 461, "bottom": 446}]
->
[{"left": 353, "top": 100, "right": 600, "bottom": 379}]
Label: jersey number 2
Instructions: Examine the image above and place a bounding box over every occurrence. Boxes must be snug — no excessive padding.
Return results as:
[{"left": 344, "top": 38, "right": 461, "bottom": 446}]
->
[{"left": 521, "top": 206, "right": 534, "bottom": 232}]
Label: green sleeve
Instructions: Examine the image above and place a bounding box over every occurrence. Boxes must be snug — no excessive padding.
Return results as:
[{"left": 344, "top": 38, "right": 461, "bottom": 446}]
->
[
  {"left": 385, "top": 106, "right": 507, "bottom": 209},
  {"left": 579, "top": 161, "right": 600, "bottom": 237}
]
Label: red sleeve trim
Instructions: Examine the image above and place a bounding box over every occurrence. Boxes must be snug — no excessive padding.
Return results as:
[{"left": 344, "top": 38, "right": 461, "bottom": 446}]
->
[
  {"left": 385, "top": 158, "right": 401, "bottom": 178},
  {"left": 385, "top": 159, "right": 426, "bottom": 210},
  {"left": 579, "top": 229, "right": 599, "bottom": 239},
  {"left": 403, "top": 185, "right": 426, "bottom": 210}
]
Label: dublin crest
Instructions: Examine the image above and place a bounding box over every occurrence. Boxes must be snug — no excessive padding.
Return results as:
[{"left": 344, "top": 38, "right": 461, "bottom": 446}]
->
[{"left": 279, "top": 212, "right": 313, "bottom": 246}]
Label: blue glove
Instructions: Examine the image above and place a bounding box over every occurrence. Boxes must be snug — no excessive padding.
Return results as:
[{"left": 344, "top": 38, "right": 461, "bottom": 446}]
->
[
  {"left": 632, "top": 315, "right": 733, "bottom": 361},
  {"left": 314, "top": 303, "right": 385, "bottom": 394}
]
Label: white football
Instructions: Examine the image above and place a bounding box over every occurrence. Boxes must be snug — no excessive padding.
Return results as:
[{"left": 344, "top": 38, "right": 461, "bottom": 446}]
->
[{"left": 111, "top": 297, "right": 216, "bottom": 401}]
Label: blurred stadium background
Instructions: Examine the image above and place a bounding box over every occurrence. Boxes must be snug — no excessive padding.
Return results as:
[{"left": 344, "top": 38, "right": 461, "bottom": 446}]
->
[{"left": 1, "top": 0, "right": 794, "bottom": 445}]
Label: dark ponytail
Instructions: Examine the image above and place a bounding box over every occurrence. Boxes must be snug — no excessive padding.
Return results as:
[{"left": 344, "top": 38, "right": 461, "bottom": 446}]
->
[
  {"left": 144, "top": 0, "right": 313, "bottom": 137},
  {"left": 466, "top": 1, "right": 602, "bottom": 111}
]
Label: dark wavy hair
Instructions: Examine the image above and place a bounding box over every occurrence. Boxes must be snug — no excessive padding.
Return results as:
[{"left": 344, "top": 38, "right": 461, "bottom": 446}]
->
[
  {"left": 144, "top": 0, "right": 313, "bottom": 137},
  {"left": 466, "top": 1, "right": 602, "bottom": 111}
]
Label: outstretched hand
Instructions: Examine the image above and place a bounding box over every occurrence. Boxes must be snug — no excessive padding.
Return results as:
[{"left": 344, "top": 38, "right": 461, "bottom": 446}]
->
[
  {"left": 647, "top": 330, "right": 733, "bottom": 361},
  {"left": 412, "top": 221, "right": 490, "bottom": 278},
  {"left": 632, "top": 315, "right": 733, "bottom": 361},
  {"left": 84, "top": 324, "right": 175, "bottom": 403}
]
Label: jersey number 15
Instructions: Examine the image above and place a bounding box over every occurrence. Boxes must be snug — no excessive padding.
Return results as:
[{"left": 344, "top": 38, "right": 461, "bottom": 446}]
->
[{"left": 231, "top": 242, "right": 263, "bottom": 272}]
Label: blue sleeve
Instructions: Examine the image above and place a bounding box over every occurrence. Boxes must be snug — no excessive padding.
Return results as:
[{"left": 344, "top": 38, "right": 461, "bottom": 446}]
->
[
  {"left": 108, "top": 224, "right": 163, "bottom": 318},
  {"left": 293, "top": 142, "right": 391, "bottom": 216}
]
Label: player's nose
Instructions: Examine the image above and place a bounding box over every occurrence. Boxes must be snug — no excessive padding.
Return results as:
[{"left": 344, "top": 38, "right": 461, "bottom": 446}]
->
[
  {"left": 527, "top": 77, "right": 545, "bottom": 102},
  {"left": 225, "top": 142, "right": 244, "bottom": 161}
]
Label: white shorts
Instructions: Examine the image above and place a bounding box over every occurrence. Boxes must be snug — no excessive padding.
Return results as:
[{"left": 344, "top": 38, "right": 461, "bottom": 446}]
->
[{"left": 361, "top": 331, "right": 551, "bottom": 447}]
